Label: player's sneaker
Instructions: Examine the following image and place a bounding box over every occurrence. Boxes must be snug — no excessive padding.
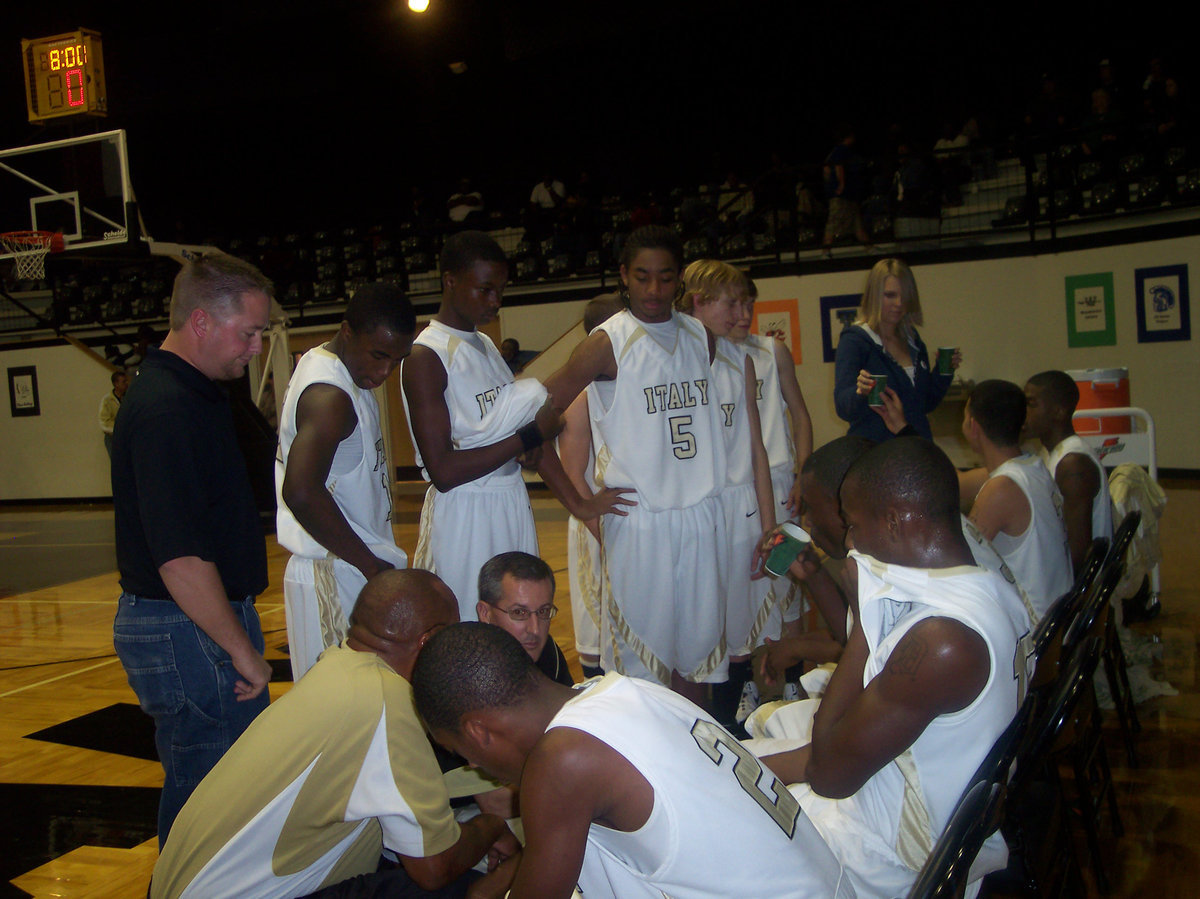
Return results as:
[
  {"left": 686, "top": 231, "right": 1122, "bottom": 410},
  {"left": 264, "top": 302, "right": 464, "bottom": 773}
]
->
[
  {"left": 782, "top": 681, "right": 801, "bottom": 702},
  {"left": 735, "top": 681, "right": 761, "bottom": 724}
]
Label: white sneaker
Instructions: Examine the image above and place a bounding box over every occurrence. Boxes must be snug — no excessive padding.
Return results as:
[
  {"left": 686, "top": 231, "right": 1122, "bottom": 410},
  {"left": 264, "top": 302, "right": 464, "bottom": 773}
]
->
[
  {"left": 782, "top": 681, "right": 801, "bottom": 702},
  {"left": 735, "top": 681, "right": 761, "bottom": 724}
]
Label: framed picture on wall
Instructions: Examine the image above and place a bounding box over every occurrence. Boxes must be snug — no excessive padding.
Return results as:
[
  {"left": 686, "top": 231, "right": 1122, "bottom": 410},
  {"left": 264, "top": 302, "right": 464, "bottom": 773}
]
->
[
  {"left": 7, "top": 365, "right": 40, "bottom": 417},
  {"left": 819, "top": 293, "right": 860, "bottom": 363},
  {"left": 751, "top": 298, "right": 801, "bottom": 364},
  {"left": 1135, "top": 264, "right": 1191, "bottom": 343},
  {"left": 1064, "top": 272, "right": 1116, "bottom": 347}
]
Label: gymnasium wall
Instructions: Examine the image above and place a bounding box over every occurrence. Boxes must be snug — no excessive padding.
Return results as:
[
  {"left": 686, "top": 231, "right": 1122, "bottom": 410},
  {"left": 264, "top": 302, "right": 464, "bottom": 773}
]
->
[
  {"left": 0, "top": 343, "right": 114, "bottom": 500},
  {"left": 753, "top": 236, "right": 1197, "bottom": 470},
  {"left": 506, "top": 236, "right": 1197, "bottom": 472},
  {"left": 1, "top": 235, "right": 1196, "bottom": 501}
]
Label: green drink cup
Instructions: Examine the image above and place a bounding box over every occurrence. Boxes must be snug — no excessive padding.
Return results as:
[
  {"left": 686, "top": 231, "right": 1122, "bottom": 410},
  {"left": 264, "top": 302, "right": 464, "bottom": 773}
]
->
[
  {"left": 867, "top": 374, "right": 888, "bottom": 407},
  {"left": 764, "top": 523, "right": 811, "bottom": 579},
  {"left": 936, "top": 347, "right": 956, "bottom": 375}
]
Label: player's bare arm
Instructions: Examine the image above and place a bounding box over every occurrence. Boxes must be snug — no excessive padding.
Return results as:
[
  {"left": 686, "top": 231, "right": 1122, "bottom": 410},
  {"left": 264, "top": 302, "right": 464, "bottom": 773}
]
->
[
  {"left": 402, "top": 345, "right": 560, "bottom": 492},
  {"left": 745, "top": 358, "right": 777, "bottom": 543},
  {"left": 541, "top": 329, "right": 618, "bottom": 412},
  {"left": 504, "top": 727, "right": 653, "bottom": 899},
  {"left": 557, "top": 392, "right": 607, "bottom": 540},
  {"left": 758, "top": 630, "right": 844, "bottom": 686},
  {"left": 400, "top": 812, "right": 512, "bottom": 892},
  {"left": 282, "top": 383, "right": 392, "bottom": 579},
  {"left": 773, "top": 337, "right": 813, "bottom": 506},
  {"left": 805, "top": 616, "right": 989, "bottom": 798},
  {"left": 968, "top": 475, "right": 1030, "bottom": 542},
  {"left": 957, "top": 467, "right": 990, "bottom": 512},
  {"left": 538, "top": 332, "right": 634, "bottom": 522},
  {"left": 1055, "top": 453, "right": 1102, "bottom": 572}
]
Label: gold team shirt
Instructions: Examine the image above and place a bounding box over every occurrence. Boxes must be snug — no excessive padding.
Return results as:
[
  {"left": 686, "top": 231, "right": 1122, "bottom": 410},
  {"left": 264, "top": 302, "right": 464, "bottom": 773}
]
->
[{"left": 152, "top": 644, "right": 468, "bottom": 899}]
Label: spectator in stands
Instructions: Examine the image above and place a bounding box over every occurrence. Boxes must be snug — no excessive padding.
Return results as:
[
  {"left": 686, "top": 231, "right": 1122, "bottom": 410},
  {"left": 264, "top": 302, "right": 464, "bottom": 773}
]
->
[
  {"left": 893, "top": 141, "right": 942, "bottom": 217},
  {"left": 529, "top": 173, "right": 565, "bottom": 213},
  {"left": 1024, "top": 72, "right": 1072, "bottom": 136},
  {"left": 476, "top": 551, "right": 574, "bottom": 687},
  {"left": 527, "top": 173, "right": 566, "bottom": 243},
  {"left": 564, "top": 170, "right": 601, "bottom": 264},
  {"left": 933, "top": 121, "right": 971, "bottom": 205},
  {"left": 1095, "top": 58, "right": 1128, "bottom": 116},
  {"left": 405, "top": 185, "right": 433, "bottom": 232},
  {"left": 447, "top": 177, "right": 484, "bottom": 228},
  {"left": 1023, "top": 370, "right": 1114, "bottom": 573},
  {"left": 833, "top": 258, "right": 959, "bottom": 443},
  {"left": 715, "top": 170, "right": 754, "bottom": 238},
  {"left": 960, "top": 379, "right": 1073, "bottom": 621},
  {"left": 99, "top": 369, "right": 128, "bottom": 458},
  {"left": 1141, "top": 56, "right": 1182, "bottom": 145},
  {"left": 821, "top": 124, "right": 872, "bottom": 256},
  {"left": 757, "top": 150, "right": 797, "bottom": 235},
  {"left": 1081, "top": 87, "right": 1126, "bottom": 169}
]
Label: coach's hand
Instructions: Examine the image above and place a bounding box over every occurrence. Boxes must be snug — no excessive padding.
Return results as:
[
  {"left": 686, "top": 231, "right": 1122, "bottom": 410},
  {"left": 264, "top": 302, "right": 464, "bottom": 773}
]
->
[{"left": 232, "top": 649, "right": 272, "bottom": 701}]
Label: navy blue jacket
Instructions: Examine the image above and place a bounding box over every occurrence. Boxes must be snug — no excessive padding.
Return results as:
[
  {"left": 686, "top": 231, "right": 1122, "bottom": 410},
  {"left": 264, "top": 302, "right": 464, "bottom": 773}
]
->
[{"left": 833, "top": 324, "right": 953, "bottom": 442}]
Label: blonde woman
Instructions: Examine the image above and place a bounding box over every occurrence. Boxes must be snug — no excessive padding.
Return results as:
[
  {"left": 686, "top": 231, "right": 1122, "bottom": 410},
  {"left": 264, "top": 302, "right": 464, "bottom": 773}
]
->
[{"left": 833, "top": 257, "right": 960, "bottom": 441}]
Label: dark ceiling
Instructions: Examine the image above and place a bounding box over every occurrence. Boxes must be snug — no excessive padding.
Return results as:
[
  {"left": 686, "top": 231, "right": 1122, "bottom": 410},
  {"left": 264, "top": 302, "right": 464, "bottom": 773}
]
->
[{"left": 0, "top": 1, "right": 1188, "bottom": 236}]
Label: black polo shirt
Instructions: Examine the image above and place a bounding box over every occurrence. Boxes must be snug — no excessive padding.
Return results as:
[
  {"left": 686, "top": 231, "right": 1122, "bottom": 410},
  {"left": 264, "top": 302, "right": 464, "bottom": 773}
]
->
[
  {"left": 536, "top": 637, "right": 576, "bottom": 686},
  {"left": 112, "top": 348, "right": 267, "bottom": 602}
]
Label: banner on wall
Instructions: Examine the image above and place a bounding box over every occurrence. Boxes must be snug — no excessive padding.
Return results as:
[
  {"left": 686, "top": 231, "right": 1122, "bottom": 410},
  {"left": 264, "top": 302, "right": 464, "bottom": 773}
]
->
[
  {"left": 819, "top": 294, "right": 860, "bottom": 363},
  {"left": 1064, "top": 272, "right": 1116, "bottom": 347},
  {"left": 751, "top": 299, "right": 801, "bottom": 364},
  {"left": 1135, "top": 264, "right": 1191, "bottom": 343}
]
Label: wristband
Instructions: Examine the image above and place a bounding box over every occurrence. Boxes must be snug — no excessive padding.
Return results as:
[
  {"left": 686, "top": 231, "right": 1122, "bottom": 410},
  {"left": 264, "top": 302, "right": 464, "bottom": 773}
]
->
[{"left": 517, "top": 421, "right": 544, "bottom": 452}]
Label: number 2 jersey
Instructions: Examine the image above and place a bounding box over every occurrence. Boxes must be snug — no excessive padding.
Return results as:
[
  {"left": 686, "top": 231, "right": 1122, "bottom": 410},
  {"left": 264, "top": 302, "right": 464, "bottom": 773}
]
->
[
  {"left": 589, "top": 310, "right": 725, "bottom": 513},
  {"left": 548, "top": 673, "right": 853, "bottom": 899}
]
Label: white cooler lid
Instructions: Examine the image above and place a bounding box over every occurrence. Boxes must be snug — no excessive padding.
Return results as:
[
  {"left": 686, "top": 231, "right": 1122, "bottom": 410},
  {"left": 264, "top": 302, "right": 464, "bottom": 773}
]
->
[{"left": 1065, "top": 367, "right": 1128, "bottom": 381}]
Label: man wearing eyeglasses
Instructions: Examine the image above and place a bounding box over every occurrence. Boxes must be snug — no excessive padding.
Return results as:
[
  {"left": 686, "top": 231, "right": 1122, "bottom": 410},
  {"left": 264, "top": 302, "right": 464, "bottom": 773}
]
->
[{"left": 477, "top": 552, "right": 576, "bottom": 686}]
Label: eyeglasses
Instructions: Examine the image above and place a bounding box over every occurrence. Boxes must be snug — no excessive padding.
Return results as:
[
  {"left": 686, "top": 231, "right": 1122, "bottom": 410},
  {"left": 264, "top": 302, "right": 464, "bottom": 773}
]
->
[{"left": 494, "top": 604, "right": 558, "bottom": 622}]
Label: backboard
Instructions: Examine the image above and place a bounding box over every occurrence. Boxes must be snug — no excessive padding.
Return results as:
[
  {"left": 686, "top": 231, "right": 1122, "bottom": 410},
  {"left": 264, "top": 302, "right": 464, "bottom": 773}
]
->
[{"left": 0, "top": 129, "right": 139, "bottom": 263}]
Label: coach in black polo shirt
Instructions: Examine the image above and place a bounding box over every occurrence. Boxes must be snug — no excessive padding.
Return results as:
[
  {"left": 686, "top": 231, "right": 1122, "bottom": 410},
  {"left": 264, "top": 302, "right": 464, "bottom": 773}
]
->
[{"left": 111, "top": 253, "right": 275, "bottom": 848}]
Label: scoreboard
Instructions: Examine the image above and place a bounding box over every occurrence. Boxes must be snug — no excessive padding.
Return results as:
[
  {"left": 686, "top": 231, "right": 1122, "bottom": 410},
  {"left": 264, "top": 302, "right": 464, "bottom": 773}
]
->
[{"left": 21, "top": 30, "right": 107, "bottom": 123}]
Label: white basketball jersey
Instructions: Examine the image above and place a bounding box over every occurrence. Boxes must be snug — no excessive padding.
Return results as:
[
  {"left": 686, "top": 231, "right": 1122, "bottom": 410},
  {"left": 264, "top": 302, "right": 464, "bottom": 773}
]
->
[
  {"left": 1045, "top": 434, "right": 1114, "bottom": 542},
  {"left": 549, "top": 674, "right": 852, "bottom": 899},
  {"left": 961, "top": 514, "right": 1038, "bottom": 624},
  {"left": 987, "top": 454, "right": 1074, "bottom": 620},
  {"left": 589, "top": 310, "right": 725, "bottom": 512},
  {"left": 711, "top": 336, "right": 753, "bottom": 487},
  {"left": 276, "top": 345, "right": 396, "bottom": 557},
  {"left": 833, "top": 553, "right": 1030, "bottom": 884},
  {"left": 402, "top": 320, "right": 521, "bottom": 488},
  {"left": 742, "top": 333, "right": 796, "bottom": 470}
]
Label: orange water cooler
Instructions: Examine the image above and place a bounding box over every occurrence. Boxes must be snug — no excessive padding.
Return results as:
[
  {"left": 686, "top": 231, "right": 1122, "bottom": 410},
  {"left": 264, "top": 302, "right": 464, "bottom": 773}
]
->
[{"left": 1066, "top": 367, "right": 1131, "bottom": 434}]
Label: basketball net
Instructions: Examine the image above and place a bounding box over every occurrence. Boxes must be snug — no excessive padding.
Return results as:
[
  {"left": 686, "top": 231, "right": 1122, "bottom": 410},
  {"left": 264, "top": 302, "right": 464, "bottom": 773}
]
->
[{"left": 1, "top": 231, "right": 54, "bottom": 281}]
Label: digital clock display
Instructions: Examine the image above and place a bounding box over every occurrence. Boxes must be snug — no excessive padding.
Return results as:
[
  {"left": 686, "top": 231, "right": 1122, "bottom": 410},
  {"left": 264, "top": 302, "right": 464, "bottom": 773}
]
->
[{"left": 21, "top": 30, "right": 107, "bottom": 123}]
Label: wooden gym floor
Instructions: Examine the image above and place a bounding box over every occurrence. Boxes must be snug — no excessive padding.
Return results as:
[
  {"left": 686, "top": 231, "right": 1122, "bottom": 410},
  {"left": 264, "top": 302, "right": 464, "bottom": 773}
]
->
[{"left": 1, "top": 484, "right": 1197, "bottom": 897}]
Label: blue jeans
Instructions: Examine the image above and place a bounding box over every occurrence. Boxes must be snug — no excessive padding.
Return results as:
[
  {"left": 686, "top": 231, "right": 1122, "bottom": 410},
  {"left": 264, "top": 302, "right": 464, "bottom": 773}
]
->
[{"left": 113, "top": 593, "right": 270, "bottom": 847}]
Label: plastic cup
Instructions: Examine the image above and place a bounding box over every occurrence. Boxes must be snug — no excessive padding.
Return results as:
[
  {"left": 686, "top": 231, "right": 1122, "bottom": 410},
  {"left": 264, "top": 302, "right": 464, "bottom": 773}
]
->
[
  {"left": 937, "top": 347, "right": 956, "bottom": 375},
  {"left": 867, "top": 373, "right": 888, "bottom": 407},
  {"left": 764, "top": 523, "right": 812, "bottom": 579}
]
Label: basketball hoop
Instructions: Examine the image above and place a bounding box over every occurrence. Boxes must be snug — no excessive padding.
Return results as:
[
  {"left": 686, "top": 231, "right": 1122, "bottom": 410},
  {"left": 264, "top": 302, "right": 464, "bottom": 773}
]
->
[{"left": 1, "top": 230, "right": 60, "bottom": 281}]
